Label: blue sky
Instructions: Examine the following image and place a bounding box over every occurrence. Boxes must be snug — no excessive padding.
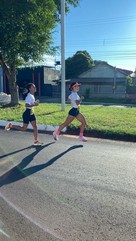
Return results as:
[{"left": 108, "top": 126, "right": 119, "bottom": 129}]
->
[{"left": 51, "top": 0, "right": 136, "bottom": 71}]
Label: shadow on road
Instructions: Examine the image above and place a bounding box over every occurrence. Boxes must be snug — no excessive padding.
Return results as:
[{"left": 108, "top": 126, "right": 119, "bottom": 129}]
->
[
  {"left": 0, "top": 144, "right": 83, "bottom": 187},
  {"left": 0, "top": 145, "right": 34, "bottom": 159}
]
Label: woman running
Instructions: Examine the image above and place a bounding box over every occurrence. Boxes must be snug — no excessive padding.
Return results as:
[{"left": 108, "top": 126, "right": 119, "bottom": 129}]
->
[
  {"left": 53, "top": 82, "right": 88, "bottom": 142},
  {"left": 5, "top": 83, "right": 43, "bottom": 146}
]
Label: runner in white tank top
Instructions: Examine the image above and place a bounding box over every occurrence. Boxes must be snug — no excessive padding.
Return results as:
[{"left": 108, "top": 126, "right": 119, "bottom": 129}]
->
[
  {"left": 5, "top": 83, "right": 43, "bottom": 146},
  {"left": 53, "top": 82, "right": 88, "bottom": 142}
]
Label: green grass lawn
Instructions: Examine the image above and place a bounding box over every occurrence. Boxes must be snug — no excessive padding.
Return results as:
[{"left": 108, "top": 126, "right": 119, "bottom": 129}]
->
[{"left": 0, "top": 102, "right": 136, "bottom": 140}]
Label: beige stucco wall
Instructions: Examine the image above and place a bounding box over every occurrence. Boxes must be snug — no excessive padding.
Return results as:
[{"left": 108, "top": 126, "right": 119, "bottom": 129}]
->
[
  {"left": 75, "top": 83, "right": 126, "bottom": 99},
  {"left": 79, "top": 64, "right": 126, "bottom": 78}
]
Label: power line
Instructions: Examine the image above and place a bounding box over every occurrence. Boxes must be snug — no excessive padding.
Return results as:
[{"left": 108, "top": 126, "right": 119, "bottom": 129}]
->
[
  {"left": 66, "top": 15, "right": 136, "bottom": 27},
  {"left": 54, "top": 37, "right": 136, "bottom": 48}
]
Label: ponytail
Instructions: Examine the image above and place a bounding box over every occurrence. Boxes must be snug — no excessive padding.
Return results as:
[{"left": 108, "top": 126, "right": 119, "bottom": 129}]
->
[{"left": 22, "top": 83, "right": 33, "bottom": 100}]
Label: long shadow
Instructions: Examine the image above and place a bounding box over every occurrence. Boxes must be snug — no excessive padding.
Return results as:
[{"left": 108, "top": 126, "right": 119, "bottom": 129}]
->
[
  {"left": 0, "top": 144, "right": 83, "bottom": 187},
  {"left": 0, "top": 146, "right": 34, "bottom": 159},
  {"left": 0, "top": 142, "right": 55, "bottom": 186}
]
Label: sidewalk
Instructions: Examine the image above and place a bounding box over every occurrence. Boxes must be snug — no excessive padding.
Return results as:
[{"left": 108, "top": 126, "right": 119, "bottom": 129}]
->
[
  {"left": 0, "top": 120, "right": 66, "bottom": 133},
  {"left": 1, "top": 120, "right": 136, "bottom": 142}
]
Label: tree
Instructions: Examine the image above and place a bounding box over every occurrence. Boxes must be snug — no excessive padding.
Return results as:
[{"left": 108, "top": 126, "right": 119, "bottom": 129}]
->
[
  {"left": 94, "top": 60, "right": 108, "bottom": 65},
  {"left": 66, "top": 50, "right": 94, "bottom": 79},
  {"left": 0, "top": 0, "right": 80, "bottom": 106}
]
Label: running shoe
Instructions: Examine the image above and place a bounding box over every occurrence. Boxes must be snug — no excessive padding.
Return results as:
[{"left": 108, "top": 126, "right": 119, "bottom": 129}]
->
[
  {"left": 34, "top": 140, "right": 43, "bottom": 146},
  {"left": 78, "top": 136, "right": 87, "bottom": 142},
  {"left": 5, "top": 122, "right": 12, "bottom": 131},
  {"left": 53, "top": 131, "right": 59, "bottom": 141}
]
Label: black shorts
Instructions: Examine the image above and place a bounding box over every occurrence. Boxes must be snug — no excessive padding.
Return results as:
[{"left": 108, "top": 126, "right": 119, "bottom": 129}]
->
[
  {"left": 22, "top": 109, "right": 36, "bottom": 124},
  {"left": 68, "top": 108, "right": 79, "bottom": 117}
]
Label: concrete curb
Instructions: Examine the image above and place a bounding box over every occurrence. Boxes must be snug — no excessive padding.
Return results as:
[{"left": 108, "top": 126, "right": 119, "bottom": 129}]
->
[
  {"left": 0, "top": 120, "right": 66, "bottom": 133},
  {"left": 1, "top": 120, "right": 136, "bottom": 142}
]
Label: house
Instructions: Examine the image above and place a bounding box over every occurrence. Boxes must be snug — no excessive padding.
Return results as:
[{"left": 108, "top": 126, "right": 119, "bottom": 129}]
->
[
  {"left": 2, "top": 62, "right": 133, "bottom": 99},
  {"left": 3, "top": 65, "right": 60, "bottom": 97},
  {"left": 17, "top": 65, "right": 60, "bottom": 97},
  {"left": 66, "top": 62, "right": 133, "bottom": 99}
]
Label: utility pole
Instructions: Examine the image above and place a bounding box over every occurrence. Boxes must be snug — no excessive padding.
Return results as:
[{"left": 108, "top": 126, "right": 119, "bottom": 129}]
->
[{"left": 61, "top": 0, "right": 65, "bottom": 111}]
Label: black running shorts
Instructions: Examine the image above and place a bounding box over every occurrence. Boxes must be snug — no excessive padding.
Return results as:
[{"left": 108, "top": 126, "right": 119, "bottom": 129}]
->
[
  {"left": 22, "top": 109, "right": 36, "bottom": 124},
  {"left": 68, "top": 107, "right": 79, "bottom": 117}
]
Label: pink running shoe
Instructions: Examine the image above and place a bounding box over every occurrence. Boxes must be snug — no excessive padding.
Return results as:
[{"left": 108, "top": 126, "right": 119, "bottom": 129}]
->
[
  {"left": 53, "top": 131, "right": 59, "bottom": 141},
  {"left": 79, "top": 136, "right": 87, "bottom": 142}
]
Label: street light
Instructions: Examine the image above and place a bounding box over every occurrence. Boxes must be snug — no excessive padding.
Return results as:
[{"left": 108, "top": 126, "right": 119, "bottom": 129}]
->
[{"left": 61, "top": 0, "right": 65, "bottom": 111}]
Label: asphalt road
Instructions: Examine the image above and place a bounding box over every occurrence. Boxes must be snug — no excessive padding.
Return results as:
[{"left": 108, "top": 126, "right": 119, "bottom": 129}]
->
[{"left": 0, "top": 129, "right": 136, "bottom": 241}]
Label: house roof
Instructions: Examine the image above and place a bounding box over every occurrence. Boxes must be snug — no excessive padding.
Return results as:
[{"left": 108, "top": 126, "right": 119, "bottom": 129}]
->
[
  {"left": 116, "top": 67, "right": 133, "bottom": 76},
  {"left": 78, "top": 62, "right": 133, "bottom": 78}
]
